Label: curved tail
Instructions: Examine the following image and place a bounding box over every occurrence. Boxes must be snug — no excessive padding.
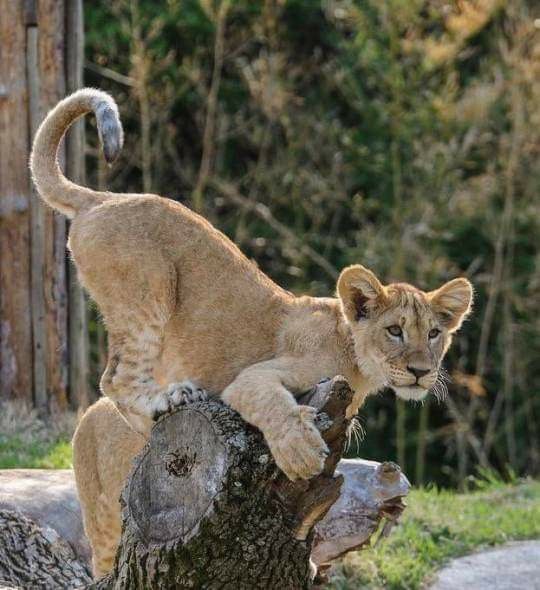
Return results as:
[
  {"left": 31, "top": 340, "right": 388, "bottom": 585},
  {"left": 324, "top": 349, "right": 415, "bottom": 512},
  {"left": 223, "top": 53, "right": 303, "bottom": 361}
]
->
[{"left": 30, "top": 88, "right": 124, "bottom": 219}]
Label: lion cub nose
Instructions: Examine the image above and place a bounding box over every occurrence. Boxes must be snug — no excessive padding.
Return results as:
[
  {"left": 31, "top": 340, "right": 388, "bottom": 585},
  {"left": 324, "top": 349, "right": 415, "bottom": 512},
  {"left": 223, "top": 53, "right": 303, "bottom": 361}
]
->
[{"left": 407, "top": 366, "right": 430, "bottom": 379}]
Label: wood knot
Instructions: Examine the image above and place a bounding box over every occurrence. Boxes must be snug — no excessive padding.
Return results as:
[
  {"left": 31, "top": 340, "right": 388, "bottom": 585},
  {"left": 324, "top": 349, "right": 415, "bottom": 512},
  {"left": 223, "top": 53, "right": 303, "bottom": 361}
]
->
[
  {"left": 377, "top": 461, "right": 401, "bottom": 483},
  {"left": 164, "top": 449, "right": 197, "bottom": 477}
]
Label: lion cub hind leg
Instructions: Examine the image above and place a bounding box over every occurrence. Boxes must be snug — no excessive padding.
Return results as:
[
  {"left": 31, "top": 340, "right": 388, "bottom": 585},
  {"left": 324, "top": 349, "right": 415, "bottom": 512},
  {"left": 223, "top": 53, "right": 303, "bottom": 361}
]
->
[
  {"left": 73, "top": 397, "right": 145, "bottom": 578},
  {"left": 91, "top": 494, "right": 123, "bottom": 578},
  {"left": 75, "top": 245, "right": 194, "bottom": 434}
]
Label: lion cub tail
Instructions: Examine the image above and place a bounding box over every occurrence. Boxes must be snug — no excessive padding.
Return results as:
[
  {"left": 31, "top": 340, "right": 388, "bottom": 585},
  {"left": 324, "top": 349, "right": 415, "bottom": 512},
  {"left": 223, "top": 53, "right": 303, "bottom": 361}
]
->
[{"left": 30, "top": 88, "right": 124, "bottom": 219}]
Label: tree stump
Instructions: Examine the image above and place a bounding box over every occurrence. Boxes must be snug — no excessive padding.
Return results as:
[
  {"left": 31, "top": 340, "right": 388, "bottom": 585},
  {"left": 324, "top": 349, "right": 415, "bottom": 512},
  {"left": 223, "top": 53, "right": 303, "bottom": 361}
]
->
[{"left": 92, "top": 377, "right": 353, "bottom": 589}]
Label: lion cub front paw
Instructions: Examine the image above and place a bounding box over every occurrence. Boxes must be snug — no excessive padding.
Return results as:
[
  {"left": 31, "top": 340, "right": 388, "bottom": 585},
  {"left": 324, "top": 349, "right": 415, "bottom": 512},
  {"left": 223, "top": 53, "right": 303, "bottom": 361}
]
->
[
  {"left": 152, "top": 380, "right": 208, "bottom": 420},
  {"left": 266, "top": 405, "right": 329, "bottom": 481}
]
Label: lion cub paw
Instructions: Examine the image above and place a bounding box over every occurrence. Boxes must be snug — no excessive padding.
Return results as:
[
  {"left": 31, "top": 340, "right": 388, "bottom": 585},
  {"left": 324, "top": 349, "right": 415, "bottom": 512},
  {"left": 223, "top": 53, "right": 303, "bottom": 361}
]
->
[
  {"left": 152, "top": 381, "right": 208, "bottom": 420},
  {"left": 266, "top": 405, "right": 329, "bottom": 481}
]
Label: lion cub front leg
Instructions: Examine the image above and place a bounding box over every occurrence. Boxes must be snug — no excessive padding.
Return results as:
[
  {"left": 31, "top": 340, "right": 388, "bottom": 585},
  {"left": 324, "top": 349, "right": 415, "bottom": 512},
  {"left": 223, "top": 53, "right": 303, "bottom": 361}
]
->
[{"left": 222, "top": 358, "right": 329, "bottom": 481}]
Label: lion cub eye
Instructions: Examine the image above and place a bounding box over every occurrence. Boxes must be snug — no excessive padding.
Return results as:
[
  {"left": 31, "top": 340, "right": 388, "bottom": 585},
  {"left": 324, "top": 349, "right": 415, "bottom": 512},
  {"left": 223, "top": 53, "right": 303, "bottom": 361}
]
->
[
  {"left": 386, "top": 325, "right": 403, "bottom": 338},
  {"left": 428, "top": 328, "right": 441, "bottom": 339}
]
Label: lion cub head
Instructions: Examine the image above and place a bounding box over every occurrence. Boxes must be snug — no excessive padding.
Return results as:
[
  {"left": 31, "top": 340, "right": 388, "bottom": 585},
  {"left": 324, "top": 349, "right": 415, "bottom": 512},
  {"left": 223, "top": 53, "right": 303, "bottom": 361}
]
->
[{"left": 337, "top": 265, "right": 473, "bottom": 401}]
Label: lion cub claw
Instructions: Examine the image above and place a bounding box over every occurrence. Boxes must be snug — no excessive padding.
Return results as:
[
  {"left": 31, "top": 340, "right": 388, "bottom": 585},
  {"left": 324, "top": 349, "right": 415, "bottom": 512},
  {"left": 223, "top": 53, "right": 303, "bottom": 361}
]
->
[
  {"left": 152, "top": 380, "right": 208, "bottom": 420},
  {"left": 267, "top": 405, "right": 329, "bottom": 481}
]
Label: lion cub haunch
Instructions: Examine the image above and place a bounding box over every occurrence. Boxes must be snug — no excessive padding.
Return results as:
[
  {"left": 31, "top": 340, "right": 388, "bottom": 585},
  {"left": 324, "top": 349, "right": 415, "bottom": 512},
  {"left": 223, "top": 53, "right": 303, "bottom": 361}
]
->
[
  {"left": 72, "top": 397, "right": 145, "bottom": 577},
  {"left": 32, "top": 89, "right": 473, "bottom": 486}
]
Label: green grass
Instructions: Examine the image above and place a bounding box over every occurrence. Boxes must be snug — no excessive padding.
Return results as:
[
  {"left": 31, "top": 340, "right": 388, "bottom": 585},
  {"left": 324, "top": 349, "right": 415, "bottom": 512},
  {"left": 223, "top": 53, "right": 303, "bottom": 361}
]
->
[
  {"left": 0, "top": 400, "right": 76, "bottom": 469},
  {"left": 0, "top": 436, "right": 72, "bottom": 469},
  {"left": 328, "top": 478, "right": 540, "bottom": 589}
]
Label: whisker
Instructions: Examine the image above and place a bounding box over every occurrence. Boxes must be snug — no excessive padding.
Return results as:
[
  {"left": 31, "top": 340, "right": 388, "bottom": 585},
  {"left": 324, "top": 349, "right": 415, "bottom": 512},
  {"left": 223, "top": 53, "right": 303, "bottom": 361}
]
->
[
  {"left": 431, "top": 377, "right": 448, "bottom": 403},
  {"left": 345, "top": 416, "right": 365, "bottom": 451}
]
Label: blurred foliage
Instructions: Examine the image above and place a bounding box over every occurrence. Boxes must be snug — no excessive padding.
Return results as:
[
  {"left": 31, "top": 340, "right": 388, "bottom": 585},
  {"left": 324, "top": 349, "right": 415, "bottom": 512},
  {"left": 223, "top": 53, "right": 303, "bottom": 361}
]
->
[{"left": 84, "top": 0, "right": 540, "bottom": 487}]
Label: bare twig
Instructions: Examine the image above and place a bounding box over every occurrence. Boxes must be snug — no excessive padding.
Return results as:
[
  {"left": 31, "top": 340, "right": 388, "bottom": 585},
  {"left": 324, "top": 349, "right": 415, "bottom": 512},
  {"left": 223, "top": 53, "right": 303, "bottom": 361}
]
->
[
  {"left": 445, "top": 396, "right": 491, "bottom": 470},
  {"left": 193, "top": 0, "right": 231, "bottom": 213},
  {"left": 84, "top": 61, "right": 135, "bottom": 87}
]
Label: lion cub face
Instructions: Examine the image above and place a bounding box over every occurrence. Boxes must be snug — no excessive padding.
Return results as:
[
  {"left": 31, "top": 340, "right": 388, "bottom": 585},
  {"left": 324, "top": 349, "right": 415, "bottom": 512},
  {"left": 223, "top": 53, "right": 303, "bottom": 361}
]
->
[{"left": 338, "top": 265, "right": 473, "bottom": 401}]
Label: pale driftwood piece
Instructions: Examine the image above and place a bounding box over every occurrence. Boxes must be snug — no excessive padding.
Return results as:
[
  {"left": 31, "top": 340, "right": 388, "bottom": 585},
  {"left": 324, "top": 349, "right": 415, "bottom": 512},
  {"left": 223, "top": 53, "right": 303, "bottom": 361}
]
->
[
  {"left": 91, "top": 377, "right": 354, "bottom": 589},
  {"left": 312, "top": 459, "right": 409, "bottom": 567},
  {"left": 0, "top": 509, "right": 91, "bottom": 589}
]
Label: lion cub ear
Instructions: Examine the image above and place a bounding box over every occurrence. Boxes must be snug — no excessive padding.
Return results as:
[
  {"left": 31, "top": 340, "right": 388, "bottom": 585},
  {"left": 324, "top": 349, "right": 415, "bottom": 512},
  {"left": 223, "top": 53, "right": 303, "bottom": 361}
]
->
[
  {"left": 428, "top": 278, "right": 473, "bottom": 332},
  {"left": 337, "top": 265, "right": 386, "bottom": 323}
]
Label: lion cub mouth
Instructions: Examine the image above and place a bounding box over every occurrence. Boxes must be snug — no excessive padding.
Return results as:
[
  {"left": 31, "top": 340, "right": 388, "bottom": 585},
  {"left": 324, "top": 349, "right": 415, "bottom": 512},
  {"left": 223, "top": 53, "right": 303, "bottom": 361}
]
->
[{"left": 392, "top": 385, "right": 429, "bottom": 402}]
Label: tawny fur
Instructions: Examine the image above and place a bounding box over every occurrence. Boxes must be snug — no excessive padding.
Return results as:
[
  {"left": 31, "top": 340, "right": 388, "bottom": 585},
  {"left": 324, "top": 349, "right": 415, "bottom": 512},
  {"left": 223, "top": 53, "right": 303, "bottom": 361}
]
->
[
  {"left": 32, "top": 89, "right": 473, "bottom": 577},
  {"left": 72, "top": 397, "right": 145, "bottom": 577}
]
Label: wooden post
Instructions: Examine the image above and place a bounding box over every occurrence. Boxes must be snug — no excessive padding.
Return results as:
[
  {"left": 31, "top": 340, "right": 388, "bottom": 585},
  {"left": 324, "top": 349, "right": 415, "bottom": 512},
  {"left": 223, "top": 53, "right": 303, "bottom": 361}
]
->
[
  {"left": 0, "top": 1, "right": 33, "bottom": 405},
  {"left": 0, "top": 0, "right": 88, "bottom": 411}
]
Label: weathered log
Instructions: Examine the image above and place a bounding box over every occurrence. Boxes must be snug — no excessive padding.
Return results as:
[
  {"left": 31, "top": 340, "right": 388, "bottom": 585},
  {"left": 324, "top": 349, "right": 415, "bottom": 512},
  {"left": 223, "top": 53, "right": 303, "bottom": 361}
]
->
[
  {"left": 313, "top": 459, "right": 408, "bottom": 567},
  {"left": 0, "top": 459, "right": 409, "bottom": 588},
  {"left": 0, "top": 509, "right": 91, "bottom": 589},
  {"left": 0, "top": 469, "right": 91, "bottom": 565}
]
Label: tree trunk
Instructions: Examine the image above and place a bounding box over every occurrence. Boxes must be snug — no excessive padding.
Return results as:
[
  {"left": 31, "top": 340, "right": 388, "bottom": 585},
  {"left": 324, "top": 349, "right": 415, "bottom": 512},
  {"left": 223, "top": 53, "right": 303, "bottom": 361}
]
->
[
  {"left": 65, "top": 0, "right": 92, "bottom": 411},
  {"left": 0, "top": 0, "right": 33, "bottom": 404}
]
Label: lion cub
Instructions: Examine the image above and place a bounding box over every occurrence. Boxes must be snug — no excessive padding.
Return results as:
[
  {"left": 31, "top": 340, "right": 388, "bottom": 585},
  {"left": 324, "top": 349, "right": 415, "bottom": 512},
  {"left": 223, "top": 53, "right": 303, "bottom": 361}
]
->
[{"left": 32, "top": 89, "right": 472, "bottom": 574}]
